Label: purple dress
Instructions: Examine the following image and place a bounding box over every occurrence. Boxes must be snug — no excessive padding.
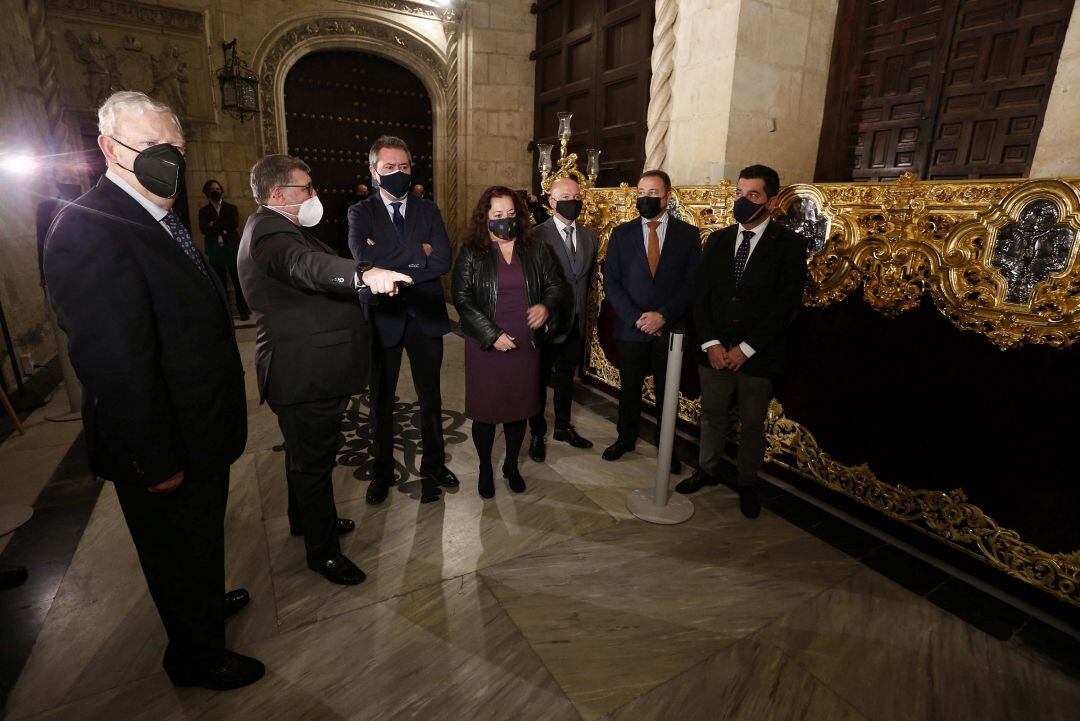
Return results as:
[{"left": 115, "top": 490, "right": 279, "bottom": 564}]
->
[{"left": 464, "top": 252, "right": 542, "bottom": 424}]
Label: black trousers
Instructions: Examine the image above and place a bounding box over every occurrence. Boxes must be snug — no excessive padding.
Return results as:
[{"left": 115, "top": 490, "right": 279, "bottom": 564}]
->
[
  {"left": 472, "top": 420, "right": 527, "bottom": 469},
  {"left": 271, "top": 396, "right": 349, "bottom": 564},
  {"left": 112, "top": 464, "right": 229, "bottom": 672},
  {"left": 530, "top": 321, "right": 584, "bottom": 437},
  {"left": 616, "top": 337, "right": 670, "bottom": 444},
  {"left": 210, "top": 263, "right": 249, "bottom": 317},
  {"left": 371, "top": 319, "right": 445, "bottom": 479}
]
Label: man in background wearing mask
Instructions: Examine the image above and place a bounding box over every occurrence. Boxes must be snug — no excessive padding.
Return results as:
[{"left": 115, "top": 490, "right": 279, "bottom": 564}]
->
[
  {"left": 527, "top": 176, "right": 597, "bottom": 462},
  {"left": 238, "top": 154, "right": 412, "bottom": 586},
  {"left": 677, "top": 164, "right": 807, "bottom": 519},
  {"left": 199, "top": 179, "right": 249, "bottom": 321},
  {"left": 601, "top": 169, "right": 700, "bottom": 473},
  {"left": 347, "top": 135, "right": 456, "bottom": 505},
  {"left": 44, "top": 91, "right": 263, "bottom": 690}
]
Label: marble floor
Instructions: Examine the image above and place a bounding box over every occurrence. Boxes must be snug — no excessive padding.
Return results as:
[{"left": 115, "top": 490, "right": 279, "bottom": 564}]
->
[{"left": 2, "top": 328, "right": 1079, "bottom": 721}]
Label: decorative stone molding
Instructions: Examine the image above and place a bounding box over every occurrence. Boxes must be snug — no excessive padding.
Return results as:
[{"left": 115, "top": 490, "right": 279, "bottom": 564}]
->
[
  {"left": 340, "top": 0, "right": 461, "bottom": 22},
  {"left": 45, "top": 0, "right": 203, "bottom": 34},
  {"left": 644, "top": 0, "right": 676, "bottom": 170}
]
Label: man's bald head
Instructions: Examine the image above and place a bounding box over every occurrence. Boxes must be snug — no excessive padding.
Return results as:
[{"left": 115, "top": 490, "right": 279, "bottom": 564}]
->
[{"left": 549, "top": 176, "right": 581, "bottom": 201}]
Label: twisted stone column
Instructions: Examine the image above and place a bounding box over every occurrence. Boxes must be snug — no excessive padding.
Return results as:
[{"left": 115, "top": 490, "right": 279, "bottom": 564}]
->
[
  {"left": 443, "top": 18, "right": 462, "bottom": 236},
  {"left": 644, "top": 0, "right": 677, "bottom": 170},
  {"left": 25, "top": 0, "right": 68, "bottom": 148}
]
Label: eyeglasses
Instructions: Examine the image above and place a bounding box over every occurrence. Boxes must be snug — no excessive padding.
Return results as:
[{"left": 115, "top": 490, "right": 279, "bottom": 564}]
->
[{"left": 281, "top": 183, "right": 315, "bottom": 194}]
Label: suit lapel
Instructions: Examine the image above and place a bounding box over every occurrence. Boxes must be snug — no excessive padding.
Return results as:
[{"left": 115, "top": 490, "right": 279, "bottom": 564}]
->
[
  {"left": 367, "top": 195, "right": 397, "bottom": 244},
  {"left": 550, "top": 221, "right": 579, "bottom": 276}
]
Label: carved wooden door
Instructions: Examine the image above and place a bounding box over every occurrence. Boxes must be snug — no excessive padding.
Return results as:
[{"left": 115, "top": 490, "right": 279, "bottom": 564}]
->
[
  {"left": 532, "top": 0, "right": 654, "bottom": 189},
  {"left": 816, "top": 0, "right": 1074, "bottom": 181}
]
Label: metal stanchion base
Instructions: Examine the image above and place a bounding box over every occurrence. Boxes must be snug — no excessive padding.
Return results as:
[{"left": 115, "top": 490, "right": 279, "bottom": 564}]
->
[
  {"left": 626, "top": 489, "right": 694, "bottom": 525},
  {"left": 0, "top": 504, "right": 34, "bottom": 536}
]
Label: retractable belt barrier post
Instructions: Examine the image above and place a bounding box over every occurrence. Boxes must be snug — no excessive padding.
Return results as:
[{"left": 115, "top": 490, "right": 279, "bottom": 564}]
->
[{"left": 625, "top": 330, "right": 694, "bottom": 524}]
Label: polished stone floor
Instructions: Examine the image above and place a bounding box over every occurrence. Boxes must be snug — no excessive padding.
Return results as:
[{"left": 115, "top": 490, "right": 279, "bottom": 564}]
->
[{"left": 2, "top": 328, "right": 1079, "bottom": 720}]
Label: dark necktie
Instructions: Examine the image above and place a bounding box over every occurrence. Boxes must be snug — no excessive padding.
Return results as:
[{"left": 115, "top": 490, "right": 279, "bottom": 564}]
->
[
  {"left": 161, "top": 211, "right": 209, "bottom": 279},
  {"left": 734, "top": 230, "right": 754, "bottom": 286},
  {"left": 647, "top": 221, "right": 660, "bottom": 276},
  {"left": 563, "top": 226, "right": 578, "bottom": 273},
  {"left": 390, "top": 201, "right": 406, "bottom": 243}
]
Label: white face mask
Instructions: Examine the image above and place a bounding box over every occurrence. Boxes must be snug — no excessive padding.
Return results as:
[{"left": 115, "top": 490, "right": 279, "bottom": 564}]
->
[{"left": 270, "top": 195, "right": 323, "bottom": 227}]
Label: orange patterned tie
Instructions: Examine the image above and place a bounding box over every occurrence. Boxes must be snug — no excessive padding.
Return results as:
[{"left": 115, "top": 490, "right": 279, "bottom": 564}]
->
[{"left": 647, "top": 220, "right": 660, "bottom": 276}]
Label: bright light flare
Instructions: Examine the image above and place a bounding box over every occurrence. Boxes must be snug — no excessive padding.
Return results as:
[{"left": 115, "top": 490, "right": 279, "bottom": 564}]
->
[{"left": 2, "top": 154, "right": 39, "bottom": 175}]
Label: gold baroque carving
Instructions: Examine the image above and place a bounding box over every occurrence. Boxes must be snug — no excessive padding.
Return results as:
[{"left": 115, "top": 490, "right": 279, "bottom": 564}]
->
[
  {"left": 762, "top": 400, "right": 1080, "bottom": 607},
  {"left": 45, "top": 0, "right": 203, "bottom": 34}
]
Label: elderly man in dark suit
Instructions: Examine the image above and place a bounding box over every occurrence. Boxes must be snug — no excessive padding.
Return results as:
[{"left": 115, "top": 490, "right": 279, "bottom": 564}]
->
[
  {"left": 528, "top": 176, "right": 597, "bottom": 462},
  {"left": 677, "top": 164, "right": 808, "bottom": 518},
  {"left": 347, "top": 135, "right": 456, "bottom": 506},
  {"left": 199, "top": 178, "right": 249, "bottom": 320},
  {"left": 601, "top": 169, "right": 701, "bottom": 473},
  {"left": 238, "top": 154, "right": 411, "bottom": 586},
  {"left": 43, "top": 91, "right": 262, "bottom": 690}
]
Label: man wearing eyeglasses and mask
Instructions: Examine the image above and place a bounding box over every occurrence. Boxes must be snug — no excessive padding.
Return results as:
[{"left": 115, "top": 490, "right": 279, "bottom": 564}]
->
[
  {"left": 238, "top": 154, "right": 412, "bottom": 587},
  {"left": 347, "top": 135, "right": 456, "bottom": 506},
  {"left": 43, "top": 91, "right": 263, "bottom": 691}
]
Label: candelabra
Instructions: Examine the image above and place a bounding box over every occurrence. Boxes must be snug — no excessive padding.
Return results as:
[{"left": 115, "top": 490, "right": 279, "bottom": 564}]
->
[{"left": 537, "top": 112, "right": 601, "bottom": 194}]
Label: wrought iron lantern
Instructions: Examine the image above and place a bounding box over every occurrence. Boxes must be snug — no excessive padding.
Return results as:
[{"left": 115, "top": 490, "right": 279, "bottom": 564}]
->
[{"left": 217, "top": 39, "right": 259, "bottom": 122}]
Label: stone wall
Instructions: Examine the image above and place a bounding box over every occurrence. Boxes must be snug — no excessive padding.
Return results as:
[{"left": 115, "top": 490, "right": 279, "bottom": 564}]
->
[
  {"left": 663, "top": 0, "right": 838, "bottom": 186},
  {"left": 0, "top": 1, "right": 56, "bottom": 385},
  {"left": 1030, "top": 11, "right": 1080, "bottom": 177}
]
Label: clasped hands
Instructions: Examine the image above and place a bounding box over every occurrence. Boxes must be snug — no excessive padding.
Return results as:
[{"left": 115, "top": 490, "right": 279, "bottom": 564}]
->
[
  {"left": 707, "top": 344, "right": 748, "bottom": 372},
  {"left": 635, "top": 311, "right": 665, "bottom": 336},
  {"left": 494, "top": 305, "right": 549, "bottom": 353}
]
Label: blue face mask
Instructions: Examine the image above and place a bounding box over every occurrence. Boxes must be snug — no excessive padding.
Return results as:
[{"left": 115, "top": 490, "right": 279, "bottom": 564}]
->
[{"left": 732, "top": 196, "right": 767, "bottom": 224}]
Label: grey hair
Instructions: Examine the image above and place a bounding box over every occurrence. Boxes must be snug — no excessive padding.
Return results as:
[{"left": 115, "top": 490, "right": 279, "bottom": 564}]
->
[
  {"left": 250, "top": 154, "right": 310, "bottom": 204},
  {"left": 368, "top": 135, "right": 412, "bottom": 169},
  {"left": 97, "top": 91, "right": 182, "bottom": 137}
]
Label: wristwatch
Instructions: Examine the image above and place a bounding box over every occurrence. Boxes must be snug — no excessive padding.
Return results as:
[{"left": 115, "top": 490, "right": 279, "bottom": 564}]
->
[{"left": 355, "top": 261, "right": 373, "bottom": 290}]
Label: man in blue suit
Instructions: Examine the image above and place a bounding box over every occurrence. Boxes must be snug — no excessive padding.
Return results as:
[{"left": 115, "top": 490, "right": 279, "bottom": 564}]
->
[
  {"left": 601, "top": 170, "right": 701, "bottom": 472},
  {"left": 347, "top": 136, "right": 457, "bottom": 505}
]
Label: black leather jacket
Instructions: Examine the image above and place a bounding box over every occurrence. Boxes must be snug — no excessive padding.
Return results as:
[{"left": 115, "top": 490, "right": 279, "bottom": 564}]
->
[{"left": 452, "top": 240, "right": 570, "bottom": 350}]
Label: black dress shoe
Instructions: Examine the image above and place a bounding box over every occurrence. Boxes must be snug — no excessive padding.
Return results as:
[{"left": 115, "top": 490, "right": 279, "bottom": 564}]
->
[
  {"left": 553, "top": 426, "right": 593, "bottom": 449},
  {"left": 602, "top": 440, "right": 634, "bottom": 461},
  {"left": 0, "top": 565, "right": 28, "bottom": 591},
  {"left": 426, "top": 466, "right": 459, "bottom": 488},
  {"left": 675, "top": 469, "right": 721, "bottom": 495},
  {"left": 737, "top": 487, "right": 762, "bottom": 519},
  {"left": 166, "top": 650, "right": 265, "bottom": 690},
  {"left": 419, "top": 477, "right": 442, "bottom": 504},
  {"left": 502, "top": 464, "right": 527, "bottom": 493},
  {"left": 478, "top": 465, "right": 495, "bottom": 499},
  {"left": 528, "top": 435, "right": 546, "bottom": 462},
  {"left": 224, "top": 589, "right": 250, "bottom": 618},
  {"left": 309, "top": 554, "right": 367, "bottom": 585},
  {"left": 290, "top": 518, "right": 356, "bottom": 537},
  {"left": 366, "top": 478, "right": 392, "bottom": 505}
]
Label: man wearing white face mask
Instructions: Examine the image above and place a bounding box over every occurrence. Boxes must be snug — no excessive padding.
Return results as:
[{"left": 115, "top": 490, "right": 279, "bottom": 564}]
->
[{"left": 238, "top": 154, "right": 412, "bottom": 586}]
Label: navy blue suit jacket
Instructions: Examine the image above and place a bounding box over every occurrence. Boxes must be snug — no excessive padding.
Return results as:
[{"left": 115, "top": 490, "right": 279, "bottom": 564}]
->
[
  {"left": 603, "top": 214, "right": 702, "bottom": 342},
  {"left": 347, "top": 193, "right": 451, "bottom": 346}
]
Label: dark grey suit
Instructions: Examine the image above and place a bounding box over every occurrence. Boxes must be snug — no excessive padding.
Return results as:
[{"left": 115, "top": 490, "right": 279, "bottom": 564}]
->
[{"left": 530, "top": 216, "right": 597, "bottom": 436}]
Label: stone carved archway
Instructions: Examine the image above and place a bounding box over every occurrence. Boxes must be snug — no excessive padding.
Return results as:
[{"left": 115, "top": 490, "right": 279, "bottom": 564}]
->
[{"left": 256, "top": 14, "right": 461, "bottom": 231}]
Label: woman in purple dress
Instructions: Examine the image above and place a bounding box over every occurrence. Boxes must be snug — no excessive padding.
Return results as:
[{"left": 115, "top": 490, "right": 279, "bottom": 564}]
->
[{"left": 452, "top": 187, "right": 569, "bottom": 498}]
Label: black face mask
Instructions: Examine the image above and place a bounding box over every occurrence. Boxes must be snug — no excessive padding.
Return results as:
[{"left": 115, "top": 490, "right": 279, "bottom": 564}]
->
[
  {"left": 488, "top": 217, "right": 519, "bottom": 241},
  {"left": 636, "top": 195, "right": 663, "bottom": 220},
  {"left": 113, "top": 138, "right": 185, "bottom": 199},
  {"left": 732, "top": 196, "right": 768, "bottom": 224},
  {"left": 209, "top": 190, "right": 222, "bottom": 202},
  {"left": 377, "top": 170, "right": 412, "bottom": 199},
  {"left": 555, "top": 199, "right": 583, "bottom": 222}
]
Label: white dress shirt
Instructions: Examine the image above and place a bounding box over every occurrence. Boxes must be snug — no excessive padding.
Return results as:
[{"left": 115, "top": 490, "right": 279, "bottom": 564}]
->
[
  {"left": 640, "top": 211, "right": 669, "bottom": 254},
  {"left": 105, "top": 167, "right": 172, "bottom": 237},
  {"left": 700, "top": 218, "right": 771, "bottom": 359}
]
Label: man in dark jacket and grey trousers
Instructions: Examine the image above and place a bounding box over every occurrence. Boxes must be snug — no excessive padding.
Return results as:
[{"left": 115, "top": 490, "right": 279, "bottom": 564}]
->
[
  {"left": 528, "top": 176, "right": 597, "bottom": 462},
  {"left": 238, "top": 154, "right": 410, "bottom": 586}
]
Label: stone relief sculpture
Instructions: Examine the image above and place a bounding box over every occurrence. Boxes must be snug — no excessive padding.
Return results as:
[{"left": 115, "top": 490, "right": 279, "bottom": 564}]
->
[
  {"left": 64, "top": 30, "right": 115, "bottom": 105},
  {"left": 63, "top": 31, "right": 190, "bottom": 116},
  {"left": 152, "top": 44, "right": 188, "bottom": 116}
]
